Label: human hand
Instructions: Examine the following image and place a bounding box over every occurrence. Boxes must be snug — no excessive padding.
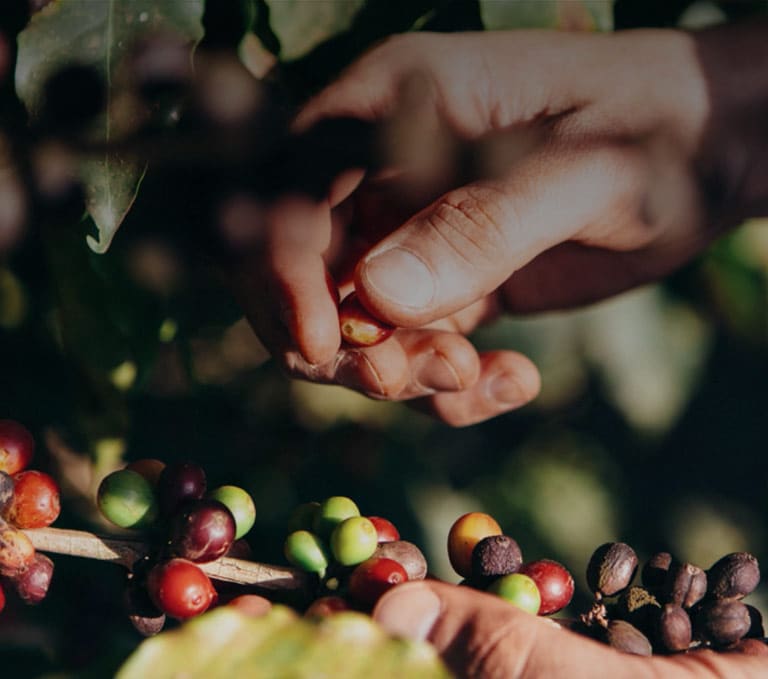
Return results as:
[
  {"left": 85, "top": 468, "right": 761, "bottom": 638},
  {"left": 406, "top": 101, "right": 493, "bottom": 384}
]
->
[
  {"left": 372, "top": 580, "right": 768, "bottom": 678},
  {"left": 233, "top": 24, "right": 768, "bottom": 426}
]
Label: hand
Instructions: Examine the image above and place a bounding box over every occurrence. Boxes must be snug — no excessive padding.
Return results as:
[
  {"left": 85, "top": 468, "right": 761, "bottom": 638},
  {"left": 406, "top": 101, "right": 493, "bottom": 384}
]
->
[
  {"left": 372, "top": 580, "right": 768, "bottom": 678},
  {"left": 232, "top": 24, "right": 768, "bottom": 426}
]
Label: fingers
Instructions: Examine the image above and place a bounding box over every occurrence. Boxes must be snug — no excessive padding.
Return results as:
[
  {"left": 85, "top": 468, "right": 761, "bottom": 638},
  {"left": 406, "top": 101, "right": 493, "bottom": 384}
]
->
[
  {"left": 373, "top": 581, "right": 655, "bottom": 679},
  {"left": 411, "top": 351, "right": 540, "bottom": 427},
  {"left": 263, "top": 197, "right": 341, "bottom": 365},
  {"left": 354, "top": 143, "right": 648, "bottom": 328}
]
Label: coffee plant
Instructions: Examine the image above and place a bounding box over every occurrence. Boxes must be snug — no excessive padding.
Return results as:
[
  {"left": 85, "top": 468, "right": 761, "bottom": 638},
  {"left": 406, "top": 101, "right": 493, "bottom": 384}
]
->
[{"left": 2, "top": 0, "right": 768, "bottom": 676}]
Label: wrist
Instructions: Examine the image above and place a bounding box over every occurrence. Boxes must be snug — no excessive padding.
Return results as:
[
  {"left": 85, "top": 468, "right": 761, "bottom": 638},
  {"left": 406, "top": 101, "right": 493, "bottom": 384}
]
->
[{"left": 693, "top": 20, "right": 768, "bottom": 221}]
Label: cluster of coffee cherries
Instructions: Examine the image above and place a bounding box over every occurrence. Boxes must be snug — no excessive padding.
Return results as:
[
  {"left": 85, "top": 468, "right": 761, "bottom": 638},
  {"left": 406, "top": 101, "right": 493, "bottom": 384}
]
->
[
  {"left": 446, "top": 512, "right": 575, "bottom": 616},
  {"left": 283, "top": 496, "right": 427, "bottom": 614},
  {"left": 576, "top": 542, "right": 765, "bottom": 656},
  {"left": 0, "top": 419, "right": 61, "bottom": 613},
  {"left": 97, "top": 459, "right": 257, "bottom": 634}
]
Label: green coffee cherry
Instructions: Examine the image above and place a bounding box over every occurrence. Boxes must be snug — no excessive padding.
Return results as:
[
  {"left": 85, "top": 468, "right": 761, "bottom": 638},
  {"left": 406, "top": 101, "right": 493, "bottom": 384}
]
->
[
  {"left": 284, "top": 530, "right": 330, "bottom": 577},
  {"left": 313, "top": 496, "right": 360, "bottom": 539},
  {"left": 488, "top": 573, "right": 541, "bottom": 615},
  {"left": 208, "top": 485, "right": 256, "bottom": 540},
  {"left": 330, "top": 516, "right": 378, "bottom": 566},
  {"left": 97, "top": 469, "right": 158, "bottom": 528}
]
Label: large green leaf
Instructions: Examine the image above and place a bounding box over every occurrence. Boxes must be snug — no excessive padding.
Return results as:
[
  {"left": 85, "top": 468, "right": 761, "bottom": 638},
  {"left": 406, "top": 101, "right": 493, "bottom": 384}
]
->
[
  {"left": 264, "top": 0, "right": 365, "bottom": 60},
  {"left": 480, "top": 0, "right": 613, "bottom": 31},
  {"left": 117, "top": 606, "right": 449, "bottom": 679},
  {"left": 16, "top": 0, "right": 204, "bottom": 253}
]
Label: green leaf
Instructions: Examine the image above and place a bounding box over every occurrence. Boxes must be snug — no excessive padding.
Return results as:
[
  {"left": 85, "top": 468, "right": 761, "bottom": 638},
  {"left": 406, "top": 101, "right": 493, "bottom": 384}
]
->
[
  {"left": 480, "top": 0, "right": 613, "bottom": 31},
  {"left": 117, "top": 606, "right": 450, "bottom": 679},
  {"left": 16, "top": 0, "right": 204, "bottom": 253},
  {"left": 264, "top": 0, "right": 365, "bottom": 60}
]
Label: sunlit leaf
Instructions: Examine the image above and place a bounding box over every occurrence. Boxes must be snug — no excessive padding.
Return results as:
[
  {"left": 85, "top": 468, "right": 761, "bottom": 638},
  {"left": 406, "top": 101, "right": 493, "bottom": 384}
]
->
[
  {"left": 117, "top": 606, "right": 449, "bottom": 679},
  {"left": 480, "top": 0, "right": 613, "bottom": 31},
  {"left": 265, "top": 0, "right": 365, "bottom": 60},
  {"left": 16, "top": 0, "right": 204, "bottom": 253}
]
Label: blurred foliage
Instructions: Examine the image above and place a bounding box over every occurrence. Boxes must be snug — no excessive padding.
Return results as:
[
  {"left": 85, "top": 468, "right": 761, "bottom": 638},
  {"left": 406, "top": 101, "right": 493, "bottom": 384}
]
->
[{"left": 0, "top": 0, "right": 767, "bottom": 676}]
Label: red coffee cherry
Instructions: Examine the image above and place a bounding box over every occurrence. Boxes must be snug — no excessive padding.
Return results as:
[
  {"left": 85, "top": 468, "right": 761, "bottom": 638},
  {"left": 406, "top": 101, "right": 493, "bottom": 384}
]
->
[
  {"left": 338, "top": 293, "right": 394, "bottom": 347},
  {"left": 0, "top": 420, "right": 34, "bottom": 475},
  {"left": 147, "top": 558, "right": 217, "bottom": 620},
  {"left": 518, "top": 559, "right": 575, "bottom": 615},
  {"left": 348, "top": 556, "right": 408, "bottom": 608},
  {"left": 3, "top": 470, "right": 61, "bottom": 528}
]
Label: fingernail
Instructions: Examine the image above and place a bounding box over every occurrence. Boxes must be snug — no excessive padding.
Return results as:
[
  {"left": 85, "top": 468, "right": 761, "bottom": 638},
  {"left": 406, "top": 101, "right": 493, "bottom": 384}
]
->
[
  {"left": 362, "top": 247, "right": 435, "bottom": 309},
  {"left": 373, "top": 583, "right": 442, "bottom": 642},
  {"left": 488, "top": 372, "right": 526, "bottom": 406},
  {"left": 414, "top": 352, "right": 462, "bottom": 392}
]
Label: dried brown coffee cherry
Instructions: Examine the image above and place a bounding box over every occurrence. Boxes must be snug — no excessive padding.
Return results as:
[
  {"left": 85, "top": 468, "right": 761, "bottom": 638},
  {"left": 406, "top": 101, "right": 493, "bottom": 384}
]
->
[
  {"left": 707, "top": 552, "right": 760, "bottom": 600},
  {"left": 586, "top": 542, "right": 638, "bottom": 599}
]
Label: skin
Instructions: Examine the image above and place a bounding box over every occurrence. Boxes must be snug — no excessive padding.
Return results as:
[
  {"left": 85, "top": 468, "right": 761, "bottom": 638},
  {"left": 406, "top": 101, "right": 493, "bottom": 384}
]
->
[
  {"left": 232, "top": 23, "right": 768, "bottom": 427},
  {"left": 372, "top": 580, "right": 768, "bottom": 678},
  {"left": 232, "top": 23, "right": 768, "bottom": 675}
]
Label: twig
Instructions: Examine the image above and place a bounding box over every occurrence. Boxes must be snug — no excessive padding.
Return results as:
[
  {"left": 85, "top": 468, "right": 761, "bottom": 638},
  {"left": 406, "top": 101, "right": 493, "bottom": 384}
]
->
[{"left": 22, "top": 527, "right": 308, "bottom": 591}]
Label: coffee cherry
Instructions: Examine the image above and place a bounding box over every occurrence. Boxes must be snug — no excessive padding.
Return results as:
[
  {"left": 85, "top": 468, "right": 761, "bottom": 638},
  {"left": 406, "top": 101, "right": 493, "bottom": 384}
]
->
[
  {"left": 349, "top": 557, "right": 408, "bottom": 608},
  {"left": 288, "top": 502, "right": 320, "bottom": 533},
  {"left": 157, "top": 461, "right": 206, "bottom": 516},
  {"left": 125, "top": 459, "right": 166, "bottom": 486},
  {"left": 338, "top": 292, "right": 394, "bottom": 347},
  {"left": 375, "top": 540, "right": 428, "bottom": 581},
  {"left": 330, "top": 516, "right": 378, "bottom": 566},
  {"left": 615, "top": 586, "right": 660, "bottom": 633},
  {"left": 471, "top": 535, "right": 523, "bottom": 584},
  {"left": 519, "top": 559, "right": 574, "bottom": 615},
  {"left": 304, "top": 595, "right": 351, "bottom": 618},
  {"left": 11, "top": 552, "right": 54, "bottom": 604},
  {"left": 745, "top": 604, "right": 765, "bottom": 639},
  {"left": 654, "top": 604, "right": 692, "bottom": 653},
  {"left": 284, "top": 530, "right": 330, "bottom": 576},
  {"left": 207, "top": 485, "right": 256, "bottom": 540},
  {"left": 3, "top": 470, "right": 60, "bottom": 528},
  {"left": 226, "top": 594, "right": 272, "bottom": 618},
  {"left": 663, "top": 562, "right": 707, "bottom": 609},
  {"left": 586, "top": 542, "right": 638, "bottom": 598},
  {"left": 603, "top": 620, "right": 653, "bottom": 656},
  {"left": 695, "top": 599, "right": 751, "bottom": 647},
  {"left": 0, "top": 523, "right": 35, "bottom": 576},
  {"left": 147, "top": 558, "right": 216, "bottom": 620},
  {"left": 642, "top": 552, "right": 673, "bottom": 591},
  {"left": 367, "top": 516, "right": 399, "bottom": 543},
  {"left": 0, "top": 420, "right": 34, "bottom": 475},
  {"left": 97, "top": 469, "right": 158, "bottom": 529},
  {"left": 487, "top": 573, "right": 541, "bottom": 615},
  {"left": 169, "top": 499, "right": 236, "bottom": 563},
  {"left": 313, "top": 496, "right": 360, "bottom": 540},
  {"left": 707, "top": 552, "right": 760, "bottom": 600},
  {"left": 447, "top": 512, "right": 502, "bottom": 579},
  {"left": 0, "top": 472, "right": 14, "bottom": 512}
]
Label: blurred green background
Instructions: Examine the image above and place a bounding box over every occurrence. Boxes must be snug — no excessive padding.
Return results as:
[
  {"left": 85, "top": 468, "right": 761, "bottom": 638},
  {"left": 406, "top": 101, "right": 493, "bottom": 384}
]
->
[{"left": 1, "top": 0, "right": 767, "bottom": 675}]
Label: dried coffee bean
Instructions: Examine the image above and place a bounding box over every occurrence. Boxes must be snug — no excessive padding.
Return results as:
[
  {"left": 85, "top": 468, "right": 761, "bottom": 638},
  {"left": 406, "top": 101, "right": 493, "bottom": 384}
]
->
[
  {"left": 653, "top": 604, "right": 692, "bottom": 653},
  {"left": 641, "top": 552, "right": 673, "bottom": 591},
  {"left": 707, "top": 552, "right": 760, "bottom": 600},
  {"left": 471, "top": 535, "right": 523, "bottom": 584},
  {"left": 603, "top": 620, "right": 653, "bottom": 656},
  {"left": 586, "top": 542, "right": 638, "bottom": 598},
  {"left": 374, "top": 540, "right": 428, "bottom": 581},
  {"left": 615, "top": 586, "right": 660, "bottom": 633},
  {"left": 663, "top": 562, "right": 707, "bottom": 609},
  {"left": 745, "top": 604, "right": 765, "bottom": 639},
  {"left": 695, "top": 599, "right": 751, "bottom": 647}
]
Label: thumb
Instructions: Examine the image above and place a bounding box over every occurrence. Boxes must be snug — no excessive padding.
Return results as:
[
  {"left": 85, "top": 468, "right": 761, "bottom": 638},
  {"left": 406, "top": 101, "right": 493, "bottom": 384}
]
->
[
  {"left": 372, "top": 580, "right": 653, "bottom": 679},
  {"left": 355, "top": 146, "right": 645, "bottom": 328}
]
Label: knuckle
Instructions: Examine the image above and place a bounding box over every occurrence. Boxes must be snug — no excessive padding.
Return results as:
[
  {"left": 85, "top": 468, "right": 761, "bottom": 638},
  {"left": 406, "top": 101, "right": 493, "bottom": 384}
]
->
[{"left": 428, "top": 185, "right": 512, "bottom": 265}]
